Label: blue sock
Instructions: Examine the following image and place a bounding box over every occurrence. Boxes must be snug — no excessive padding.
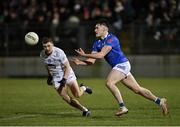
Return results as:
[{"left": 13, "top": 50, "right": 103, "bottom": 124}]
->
[
  {"left": 155, "top": 97, "right": 161, "bottom": 105},
  {"left": 119, "top": 102, "right": 125, "bottom": 108}
]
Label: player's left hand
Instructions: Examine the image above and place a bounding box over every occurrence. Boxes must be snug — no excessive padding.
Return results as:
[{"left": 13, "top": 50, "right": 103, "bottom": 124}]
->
[
  {"left": 58, "top": 78, "right": 67, "bottom": 87},
  {"left": 47, "top": 75, "right": 53, "bottom": 85},
  {"left": 75, "top": 48, "right": 85, "bottom": 56}
]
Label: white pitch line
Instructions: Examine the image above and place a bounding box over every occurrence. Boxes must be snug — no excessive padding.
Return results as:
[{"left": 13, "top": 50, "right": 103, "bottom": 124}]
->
[{"left": 0, "top": 114, "right": 40, "bottom": 121}]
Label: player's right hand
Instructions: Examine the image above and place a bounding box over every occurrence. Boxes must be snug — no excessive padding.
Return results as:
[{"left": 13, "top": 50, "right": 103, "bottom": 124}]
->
[
  {"left": 58, "top": 78, "right": 67, "bottom": 87},
  {"left": 47, "top": 75, "right": 53, "bottom": 85},
  {"left": 75, "top": 48, "right": 85, "bottom": 56},
  {"left": 70, "top": 58, "right": 81, "bottom": 65}
]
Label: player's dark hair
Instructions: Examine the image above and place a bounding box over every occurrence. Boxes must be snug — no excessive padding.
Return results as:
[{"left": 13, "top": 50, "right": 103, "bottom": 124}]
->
[
  {"left": 42, "top": 37, "right": 53, "bottom": 44},
  {"left": 96, "top": 18, "right": 109, "bottom": 28}
]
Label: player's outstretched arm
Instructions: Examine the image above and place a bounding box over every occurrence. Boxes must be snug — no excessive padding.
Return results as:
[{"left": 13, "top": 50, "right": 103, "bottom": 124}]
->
[
  {"left": 71, "top": 58, "right": 95, "bottom": 66},
  {"left": 62, "top": 60, "right": 71, "bottom": 79},
  {"left": 75, "top": 46, "right": 111, "bottom": 59}
]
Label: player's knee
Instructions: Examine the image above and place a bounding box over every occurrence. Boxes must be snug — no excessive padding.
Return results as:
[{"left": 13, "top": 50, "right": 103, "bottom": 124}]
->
[
  {"left": 106, "top": 80, "right": 113, "bottom": 88},
  {"left": 59, "top": 92, "right": 65, "bottom": 97},
  {"left": 73, "top": 92, "right": 81, "bottom": 98}
]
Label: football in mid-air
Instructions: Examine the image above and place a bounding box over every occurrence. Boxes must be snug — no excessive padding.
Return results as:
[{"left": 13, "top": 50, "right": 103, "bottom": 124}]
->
[{"left": 25, "top": 32, "right": 39, "bottom": 45}]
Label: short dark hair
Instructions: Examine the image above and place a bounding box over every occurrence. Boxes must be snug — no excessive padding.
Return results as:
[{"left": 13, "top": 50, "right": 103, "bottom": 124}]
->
[
  {"left": 95, "top": 19, "right": 109, "bottom": 28},
  {"left": 42, "top": 37, "right": 53, "bottom": 44}
]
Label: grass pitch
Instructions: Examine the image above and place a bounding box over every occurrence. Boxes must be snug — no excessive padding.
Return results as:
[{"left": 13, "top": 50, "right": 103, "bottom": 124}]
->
[{"left": 0, "top": 78, "right": 180, "bottom": 126}]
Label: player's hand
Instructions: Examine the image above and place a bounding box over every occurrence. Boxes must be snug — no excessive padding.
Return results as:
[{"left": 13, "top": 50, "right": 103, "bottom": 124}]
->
[
  {"left": 58, "top": 78, "right": 67, "bottom": 87},
  {"left": 75, "top": 48, "right": 85, "bottom": 56},
  {"left": 47, "top": 75, "right": 53, "bottom": 85},
  {"left": 70, "top": 58, "right": 81, "bottom": 65}
]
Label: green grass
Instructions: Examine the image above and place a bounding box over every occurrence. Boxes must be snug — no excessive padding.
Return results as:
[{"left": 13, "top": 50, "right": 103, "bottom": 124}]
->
[{"left": 0, "top": 78, "right": 180, "bottom": 126}]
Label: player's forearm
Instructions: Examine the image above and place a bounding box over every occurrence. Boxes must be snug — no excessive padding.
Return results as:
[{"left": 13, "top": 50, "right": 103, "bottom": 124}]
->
[
  {"left": 63, "top": 66, "right": 71, "bottom": 79},
  {"left": 76, "top": 60, "right": 93, "bottom": 66},
  {"left": 46, "top": 66, "right": 52, "bottom": 76},
  {"left": 82, "top": 60, "right": 94, "bottom": 65},
  {"left": 83, "top": 52, "right": 104, "bottom": 59},
  {"left": 63, "top": 61, "right": 71, "bottom": 79}
]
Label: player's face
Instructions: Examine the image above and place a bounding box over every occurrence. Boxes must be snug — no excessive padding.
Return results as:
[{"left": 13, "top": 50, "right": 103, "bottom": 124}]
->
[
  {"left": 94, "top": 24, "right": 108, "bottom": 38},
  {"left": 43, "top": 42, "right": 53, "bottom": 55}
]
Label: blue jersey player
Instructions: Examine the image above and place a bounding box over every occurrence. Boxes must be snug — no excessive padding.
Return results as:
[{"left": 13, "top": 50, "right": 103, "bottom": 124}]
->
[{"left": 72, "top": 19, "right": 169, "bottom": 116}]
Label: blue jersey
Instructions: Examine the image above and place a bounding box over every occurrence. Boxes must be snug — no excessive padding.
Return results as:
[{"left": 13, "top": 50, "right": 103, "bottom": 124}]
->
[{"left": 92, "top": 33, "right": 128, "bottom": 67}]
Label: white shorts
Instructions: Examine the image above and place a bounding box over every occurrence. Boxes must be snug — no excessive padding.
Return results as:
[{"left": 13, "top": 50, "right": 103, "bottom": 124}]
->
[
  {"left": 113, "top": 61, "right": 131, "bottom": 77},
  {"left": 53, "top": 71, "right": 77, "bottom": 90}
]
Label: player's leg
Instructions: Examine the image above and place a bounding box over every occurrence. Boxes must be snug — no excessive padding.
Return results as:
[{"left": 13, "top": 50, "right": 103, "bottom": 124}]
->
[
  {"left": 68, "top": 80, "right": 91, "bottom": 116},
  {"left": 68, "top": 80, "right": 84, "bottom": 97},
  {"left": 106, "top": 69, "right": 128, "bottom": 116},
  {"left": 121, "top": 73, "right": 169, "bottom": 115},
  {"left": 121, "top": 73, "right": 157, "bottom": 100},
  {"left": 106, "top": 69, "right": 125, "bottom": 103},
  {"left": 66, "top": 71, "right": 92, "bottom": 96},
  {"left": 68, "top": 80, "right": 92, "bottom": 97},
  {"left": 56, "top": 85, "right": 90, "bottom": 116}
]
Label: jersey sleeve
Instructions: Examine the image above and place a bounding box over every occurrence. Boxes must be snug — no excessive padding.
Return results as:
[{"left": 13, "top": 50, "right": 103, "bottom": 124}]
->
[
  {"left": 105, "top": 37, "right": 115, "bottom": 47},
  {"left": 59, "top": 49, "right": 68, "bottom": 64},
  {"left": 92, "top": 41, "right": 98, "bottom": 52},
  {"left": 39, "top": 50, "right": 45, "bottom": 61}
]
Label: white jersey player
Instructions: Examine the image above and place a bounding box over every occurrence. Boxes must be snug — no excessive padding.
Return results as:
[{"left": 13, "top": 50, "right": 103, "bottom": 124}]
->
[
  {"left": 40, "top": 46, "right": 76, "bottom": 89},
  {"left": 40, "top": 37, "right": 92, "bottom": 116}
]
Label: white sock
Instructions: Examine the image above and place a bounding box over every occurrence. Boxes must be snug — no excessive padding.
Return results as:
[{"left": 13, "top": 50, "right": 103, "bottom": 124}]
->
[
  {"left": 82, "top": 106, "right": 88, "bottom": 112},
  {"left": 80, "top": 86, "right": 86, "bottom": 91}
]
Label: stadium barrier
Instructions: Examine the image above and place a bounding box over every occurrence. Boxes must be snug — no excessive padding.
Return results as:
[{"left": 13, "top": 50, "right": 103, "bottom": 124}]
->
[{"left": 0, "top": 55, "right": 180, "bottom": 77}]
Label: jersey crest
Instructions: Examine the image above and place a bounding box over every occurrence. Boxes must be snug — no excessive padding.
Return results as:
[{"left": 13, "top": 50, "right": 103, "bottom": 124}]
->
[{"left": 107, "top": 38, "right": 113, "bottom": 43}]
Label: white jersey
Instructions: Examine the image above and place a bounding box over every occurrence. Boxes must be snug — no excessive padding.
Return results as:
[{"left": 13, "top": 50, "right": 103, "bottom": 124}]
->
[{"left": 40, "top": 46, "right": 76, "bottom": 89}]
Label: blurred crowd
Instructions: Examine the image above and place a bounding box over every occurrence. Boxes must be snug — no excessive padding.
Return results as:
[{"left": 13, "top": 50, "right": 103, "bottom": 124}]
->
[
  {"left": 0, "top": 0, "right": 179, "bottom": 56},
  {"left": 0, "top": 0, "right": 179, "bottom": 39},
  {"left": 0, "top": 0, "right": 134, "bottom": 27},
  {"left": 144, "top": 0, "right": 179, "bottom": 40}
]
